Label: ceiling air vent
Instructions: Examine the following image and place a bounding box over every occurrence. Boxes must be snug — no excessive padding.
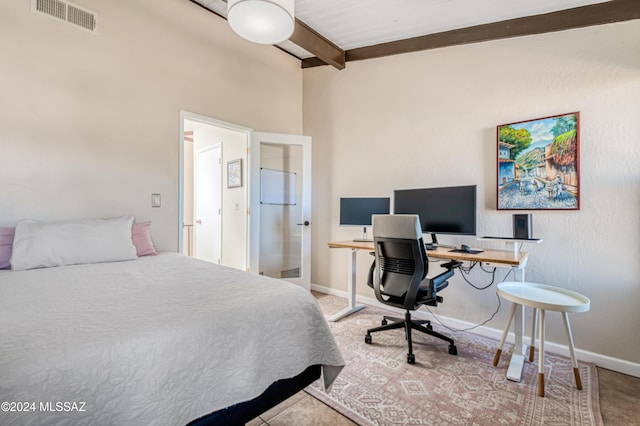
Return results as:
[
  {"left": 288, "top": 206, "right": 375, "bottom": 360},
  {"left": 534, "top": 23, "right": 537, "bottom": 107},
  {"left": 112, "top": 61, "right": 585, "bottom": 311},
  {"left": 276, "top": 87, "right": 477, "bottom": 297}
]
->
[{"left": 31, "top": 0, "right": 98, "bottom": 34}]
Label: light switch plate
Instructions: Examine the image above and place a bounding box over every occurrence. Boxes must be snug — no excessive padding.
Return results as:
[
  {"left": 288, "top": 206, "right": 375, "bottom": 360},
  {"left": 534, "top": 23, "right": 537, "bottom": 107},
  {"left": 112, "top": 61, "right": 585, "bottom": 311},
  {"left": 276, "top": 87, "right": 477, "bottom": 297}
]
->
[{"left": 151, "top": 193, "right": 161, "bottom": 207}]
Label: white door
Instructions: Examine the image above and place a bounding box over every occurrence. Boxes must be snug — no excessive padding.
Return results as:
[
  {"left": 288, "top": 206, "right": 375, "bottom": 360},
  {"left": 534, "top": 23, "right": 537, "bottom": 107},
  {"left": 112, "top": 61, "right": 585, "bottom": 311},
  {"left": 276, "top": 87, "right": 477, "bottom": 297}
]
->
[
  {"left": 195, "top": 145, "right": 222, "bottom": 264},
  {"left": 249, "top": 132, "right": 312, "bottom": 290}
]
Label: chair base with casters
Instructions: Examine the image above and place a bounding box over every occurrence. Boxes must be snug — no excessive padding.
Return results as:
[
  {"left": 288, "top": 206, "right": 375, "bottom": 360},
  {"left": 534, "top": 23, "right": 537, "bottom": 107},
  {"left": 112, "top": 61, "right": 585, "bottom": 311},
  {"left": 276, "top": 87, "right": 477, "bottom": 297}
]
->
[{"left": 365, "top": 309, "right": 457, "bottom": 364}]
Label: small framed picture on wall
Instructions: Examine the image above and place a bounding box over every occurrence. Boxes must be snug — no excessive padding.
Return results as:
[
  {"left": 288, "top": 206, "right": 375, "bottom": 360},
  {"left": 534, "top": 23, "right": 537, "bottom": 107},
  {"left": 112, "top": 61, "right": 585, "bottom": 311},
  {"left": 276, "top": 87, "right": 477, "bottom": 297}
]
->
[
  {"left": 497, "top": 112, "right": 580, "bottom": 210},
  {"left": 227, "top": 159, "right": 242, "bottom": 188}
]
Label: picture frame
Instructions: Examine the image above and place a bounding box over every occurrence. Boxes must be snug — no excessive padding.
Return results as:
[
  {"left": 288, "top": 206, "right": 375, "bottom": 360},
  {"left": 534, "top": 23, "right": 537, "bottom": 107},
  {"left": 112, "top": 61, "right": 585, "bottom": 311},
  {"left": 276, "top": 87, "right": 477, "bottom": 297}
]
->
[
  {"left": 497, "top": 112, "right": 580, "bottom": 210},
  {"left": 227, "top": 159, "right": 242, "bottom": 188}
]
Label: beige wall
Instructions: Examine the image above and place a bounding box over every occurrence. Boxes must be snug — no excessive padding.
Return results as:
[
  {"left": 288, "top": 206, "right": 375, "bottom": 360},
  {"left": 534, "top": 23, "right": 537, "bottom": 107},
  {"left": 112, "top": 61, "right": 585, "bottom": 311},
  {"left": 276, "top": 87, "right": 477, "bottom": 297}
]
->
[
  {"left": 304, "top": 21, "right": 640, "bottom": 366},
  {"left": 0, "top": 0, "right": 302, "bottom": 252}
]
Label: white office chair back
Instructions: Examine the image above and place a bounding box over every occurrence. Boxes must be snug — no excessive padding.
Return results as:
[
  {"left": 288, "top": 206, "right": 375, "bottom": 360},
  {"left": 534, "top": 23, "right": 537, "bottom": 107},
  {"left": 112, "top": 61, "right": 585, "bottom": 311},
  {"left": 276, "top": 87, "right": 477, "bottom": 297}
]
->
[{"left": 372, "top": 215, "right": 422, "bottom": 240}]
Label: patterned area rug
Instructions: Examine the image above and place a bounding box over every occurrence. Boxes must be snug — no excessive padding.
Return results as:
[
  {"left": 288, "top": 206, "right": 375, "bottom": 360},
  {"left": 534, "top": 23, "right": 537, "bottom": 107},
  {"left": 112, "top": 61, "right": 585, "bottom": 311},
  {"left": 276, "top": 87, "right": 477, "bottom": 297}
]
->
[{"left": 307, "top": 294, "right": 602, "bottom": 426}]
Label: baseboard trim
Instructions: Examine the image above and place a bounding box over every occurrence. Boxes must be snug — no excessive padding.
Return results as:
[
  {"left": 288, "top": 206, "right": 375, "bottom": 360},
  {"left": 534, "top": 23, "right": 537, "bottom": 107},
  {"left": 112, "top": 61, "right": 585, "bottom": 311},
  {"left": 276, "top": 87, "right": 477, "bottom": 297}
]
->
[{"left": 310, "top": 284, "right": 640, "bottom": 378}]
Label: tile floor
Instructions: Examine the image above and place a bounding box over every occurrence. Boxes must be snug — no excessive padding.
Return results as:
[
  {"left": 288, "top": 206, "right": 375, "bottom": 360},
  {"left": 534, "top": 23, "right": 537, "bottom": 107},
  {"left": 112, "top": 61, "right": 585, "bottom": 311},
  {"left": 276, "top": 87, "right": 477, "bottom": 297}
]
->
[
  {"left": 246, "top": 390, "right": 355, "bottom": 426},
  {"left": 247, "top": 367, "right": 639, "bottom": 425},
  {"left": 597, "top": 367, "right": 640, "bottom": 426}
]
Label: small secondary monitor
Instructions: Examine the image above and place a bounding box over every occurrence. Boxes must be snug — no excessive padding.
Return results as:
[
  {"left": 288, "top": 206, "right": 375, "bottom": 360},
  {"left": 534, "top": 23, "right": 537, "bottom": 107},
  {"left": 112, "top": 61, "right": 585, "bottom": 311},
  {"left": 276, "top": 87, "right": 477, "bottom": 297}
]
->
[
  {"left": 393, "top": 185, "right": 476, "bottom": 245},
  {"left": 340, "top": 197, "right": 390, "bottom": 241}
]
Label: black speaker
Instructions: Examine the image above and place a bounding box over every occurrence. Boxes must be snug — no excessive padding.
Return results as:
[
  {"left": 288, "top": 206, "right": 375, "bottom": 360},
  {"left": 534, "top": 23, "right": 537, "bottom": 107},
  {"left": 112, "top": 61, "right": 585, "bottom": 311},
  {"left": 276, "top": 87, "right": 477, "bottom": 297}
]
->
[{"left": 513, "top": 214, "right": 532, "bottom": 239}]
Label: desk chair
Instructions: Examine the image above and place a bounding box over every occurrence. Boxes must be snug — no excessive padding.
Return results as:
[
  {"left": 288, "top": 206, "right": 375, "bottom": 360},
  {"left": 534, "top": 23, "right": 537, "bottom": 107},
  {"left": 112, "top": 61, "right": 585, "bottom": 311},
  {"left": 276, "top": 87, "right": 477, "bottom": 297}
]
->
[{"left": 365, "top": 214, "right": 457, "bottom": 364}]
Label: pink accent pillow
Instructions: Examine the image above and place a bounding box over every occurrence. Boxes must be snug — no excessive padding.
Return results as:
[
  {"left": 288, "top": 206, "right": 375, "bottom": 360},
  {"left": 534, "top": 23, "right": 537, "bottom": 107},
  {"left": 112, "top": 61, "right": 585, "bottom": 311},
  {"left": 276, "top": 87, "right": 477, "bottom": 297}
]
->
[
  {"left": 132, "top": 222, "right": 157, "bottom": 256},
  {"left": 0, "top": 227, "right": 15, "bottom": 269}
]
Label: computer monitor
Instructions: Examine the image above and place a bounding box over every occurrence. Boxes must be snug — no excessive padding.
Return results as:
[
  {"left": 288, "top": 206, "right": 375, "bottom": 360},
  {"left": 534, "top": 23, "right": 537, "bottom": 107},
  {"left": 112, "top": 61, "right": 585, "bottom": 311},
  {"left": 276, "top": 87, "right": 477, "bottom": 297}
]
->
[
  {"left": 393, "top": 185, "right": 476, "bottom": 246},
  {"left": 340, "top": 197, "right": 390, "bottom": 241}
]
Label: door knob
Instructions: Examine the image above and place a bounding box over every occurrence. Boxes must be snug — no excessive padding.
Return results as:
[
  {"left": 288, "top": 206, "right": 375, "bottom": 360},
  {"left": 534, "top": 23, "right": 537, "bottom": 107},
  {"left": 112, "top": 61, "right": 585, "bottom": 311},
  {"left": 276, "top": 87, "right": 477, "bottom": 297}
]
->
[
  {"left": 297, "top": 221, "right": 310, "bottom": 226},
  {"left": 196, "top": 220, "right": 202, "bottom": 224}
]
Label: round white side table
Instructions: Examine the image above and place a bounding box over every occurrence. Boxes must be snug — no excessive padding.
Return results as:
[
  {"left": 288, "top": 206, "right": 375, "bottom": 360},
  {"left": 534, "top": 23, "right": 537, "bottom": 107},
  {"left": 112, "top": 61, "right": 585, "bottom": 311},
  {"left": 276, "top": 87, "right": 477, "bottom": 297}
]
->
[{"left": 493, "top": 281, "right": 590, "bottom": 397}]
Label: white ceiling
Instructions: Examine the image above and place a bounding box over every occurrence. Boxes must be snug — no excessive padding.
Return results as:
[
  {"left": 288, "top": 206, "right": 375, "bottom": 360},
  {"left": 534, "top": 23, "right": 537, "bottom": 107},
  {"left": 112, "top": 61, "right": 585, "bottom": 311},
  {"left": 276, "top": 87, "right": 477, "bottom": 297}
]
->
[{"left": 194, "top": 0, "right": 612, "bottom": 59}]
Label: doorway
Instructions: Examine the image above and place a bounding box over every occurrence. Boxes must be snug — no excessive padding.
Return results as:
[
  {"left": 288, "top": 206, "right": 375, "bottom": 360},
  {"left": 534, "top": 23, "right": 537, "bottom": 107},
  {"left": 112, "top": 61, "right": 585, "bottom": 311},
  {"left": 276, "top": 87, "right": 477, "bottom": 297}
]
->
[
  {"left": 179, "top": 112, "right": 313, "bottom": 289},
  {"left": 180, "top": 112, "right": 250, "bottom": 271}
]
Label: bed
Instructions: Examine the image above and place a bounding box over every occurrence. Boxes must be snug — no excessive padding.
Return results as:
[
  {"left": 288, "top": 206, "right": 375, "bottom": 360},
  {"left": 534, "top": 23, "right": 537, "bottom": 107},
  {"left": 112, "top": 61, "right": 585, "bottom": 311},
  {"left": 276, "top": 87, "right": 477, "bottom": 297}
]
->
[{"left": 0, "top": 251, "right": 344, "bottom": 425}]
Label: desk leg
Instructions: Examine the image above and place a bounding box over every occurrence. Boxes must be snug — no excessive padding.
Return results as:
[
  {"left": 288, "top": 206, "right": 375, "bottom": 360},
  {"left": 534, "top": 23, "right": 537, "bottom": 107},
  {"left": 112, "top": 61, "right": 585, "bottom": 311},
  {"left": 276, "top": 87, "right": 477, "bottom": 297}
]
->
[
  {"left": 507, "top": 303, "right": 527, "bottom": 382},
  {"left": 328, "top": 248, "right": 366, "bottom": 322},
  {"left": 506, "top": 265, "right": 528, "bottom": 382}
]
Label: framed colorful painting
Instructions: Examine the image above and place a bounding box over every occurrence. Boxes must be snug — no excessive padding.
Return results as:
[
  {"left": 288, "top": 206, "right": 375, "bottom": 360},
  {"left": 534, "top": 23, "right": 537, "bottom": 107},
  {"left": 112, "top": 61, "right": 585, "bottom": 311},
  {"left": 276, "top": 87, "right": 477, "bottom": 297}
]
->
[{"left": 497, "top": 112, "right": 580, "bottom": 210}]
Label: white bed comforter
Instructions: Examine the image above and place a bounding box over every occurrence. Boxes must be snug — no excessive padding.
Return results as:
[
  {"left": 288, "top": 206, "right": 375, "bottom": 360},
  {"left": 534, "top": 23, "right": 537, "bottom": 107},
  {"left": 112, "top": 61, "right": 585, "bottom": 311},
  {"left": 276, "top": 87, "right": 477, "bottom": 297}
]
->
[{"left": 0, "top": 253, "right": 344, "bottom": 425}]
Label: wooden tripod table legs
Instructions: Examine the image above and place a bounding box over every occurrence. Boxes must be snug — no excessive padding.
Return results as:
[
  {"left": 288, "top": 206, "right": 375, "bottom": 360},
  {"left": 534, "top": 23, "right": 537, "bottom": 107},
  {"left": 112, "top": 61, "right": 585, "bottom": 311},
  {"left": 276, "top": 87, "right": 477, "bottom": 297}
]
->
[{"left": 494, "top": 282, "right": 590, "bottom": 398}]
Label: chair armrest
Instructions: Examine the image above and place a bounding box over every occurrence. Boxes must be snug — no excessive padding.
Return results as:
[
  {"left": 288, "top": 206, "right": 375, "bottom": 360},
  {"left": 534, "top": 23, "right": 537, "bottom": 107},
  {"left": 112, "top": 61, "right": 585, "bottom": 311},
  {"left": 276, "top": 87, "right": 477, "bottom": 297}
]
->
[{"left": 430, "top": 268, "right": 454, "bottom": 290}]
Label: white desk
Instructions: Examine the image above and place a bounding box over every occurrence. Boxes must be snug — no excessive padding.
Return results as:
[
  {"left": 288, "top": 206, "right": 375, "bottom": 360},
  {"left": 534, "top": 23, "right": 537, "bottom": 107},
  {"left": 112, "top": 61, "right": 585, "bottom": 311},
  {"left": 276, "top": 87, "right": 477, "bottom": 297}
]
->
[
  {"left": 328, "top": 239, "right": 538, "bottom": 381},
  {"left": 327, "top": 240, "right": 530, "bottom": 325}
]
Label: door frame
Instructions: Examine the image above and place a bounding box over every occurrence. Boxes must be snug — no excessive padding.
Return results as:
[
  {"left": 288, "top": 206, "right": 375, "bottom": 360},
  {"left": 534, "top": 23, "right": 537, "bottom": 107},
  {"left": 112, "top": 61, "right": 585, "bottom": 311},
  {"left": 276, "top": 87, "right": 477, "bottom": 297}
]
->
[
  {"left": 179, "top": 111, "right": 251, "bottom": 268},
  {"left": 179, "top": 112, "right": 312, "bottom": 285}
]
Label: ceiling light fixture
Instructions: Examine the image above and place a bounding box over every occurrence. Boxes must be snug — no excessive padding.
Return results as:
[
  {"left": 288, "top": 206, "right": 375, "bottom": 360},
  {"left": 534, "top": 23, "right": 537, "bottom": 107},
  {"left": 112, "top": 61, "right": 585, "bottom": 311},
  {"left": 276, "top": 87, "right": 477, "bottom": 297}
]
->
[{"left": 227, "top": 0, "right": 295, "bottom": 45}]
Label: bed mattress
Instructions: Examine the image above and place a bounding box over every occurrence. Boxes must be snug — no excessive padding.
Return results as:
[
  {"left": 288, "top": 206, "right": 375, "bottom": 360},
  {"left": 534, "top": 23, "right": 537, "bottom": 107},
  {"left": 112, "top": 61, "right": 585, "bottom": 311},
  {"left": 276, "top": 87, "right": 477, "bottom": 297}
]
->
[{"left": 0, "top": 253, "right": 343, "bottom": 425}]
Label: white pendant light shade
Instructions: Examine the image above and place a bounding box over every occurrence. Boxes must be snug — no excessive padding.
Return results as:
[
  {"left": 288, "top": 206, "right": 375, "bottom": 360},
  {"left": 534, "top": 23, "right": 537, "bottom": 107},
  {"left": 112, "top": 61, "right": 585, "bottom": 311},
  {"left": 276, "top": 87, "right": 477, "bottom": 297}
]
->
[{"left": 227, "top": 0, "right": 295, "bottom": 45}]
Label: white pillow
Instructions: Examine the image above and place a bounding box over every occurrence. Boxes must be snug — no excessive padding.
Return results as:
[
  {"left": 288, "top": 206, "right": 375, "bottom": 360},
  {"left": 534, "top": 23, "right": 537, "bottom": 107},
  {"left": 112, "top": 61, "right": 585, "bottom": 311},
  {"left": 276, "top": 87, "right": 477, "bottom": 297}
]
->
[{"left": 10, "top": 216, "right": 138, "bottom": 270}]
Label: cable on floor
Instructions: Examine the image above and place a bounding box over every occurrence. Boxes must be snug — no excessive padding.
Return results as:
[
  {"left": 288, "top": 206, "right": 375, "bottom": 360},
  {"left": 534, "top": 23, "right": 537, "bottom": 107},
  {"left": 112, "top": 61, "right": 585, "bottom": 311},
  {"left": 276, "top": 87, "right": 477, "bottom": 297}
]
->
[{"left": 425, "top": 267, "right": 514, "bottom": 333}]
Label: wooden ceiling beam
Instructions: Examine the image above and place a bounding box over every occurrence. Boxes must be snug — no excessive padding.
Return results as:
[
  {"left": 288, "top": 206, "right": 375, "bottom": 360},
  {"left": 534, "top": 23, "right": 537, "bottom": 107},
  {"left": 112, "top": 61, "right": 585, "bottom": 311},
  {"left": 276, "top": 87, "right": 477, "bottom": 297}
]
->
[
  {"left": 304, "top": 0, "right": 640, "bottom": 67},
  {"left": 290, "top": 19, "right": 345, "bottom": 70},
  {"left": 348, "top": 0, "right": 639, "bottom": 62},
  {"left": 188, "top": 0, "right": 638, "bottom": 70}
]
